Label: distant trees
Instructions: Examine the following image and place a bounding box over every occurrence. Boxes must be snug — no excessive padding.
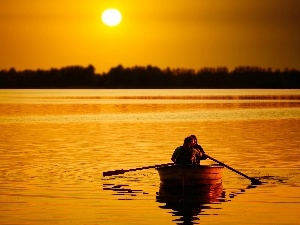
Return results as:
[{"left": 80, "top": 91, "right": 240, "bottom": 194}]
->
[
  {"left": 0, "top": 65, "right": 96, "bottom": 88},
  {"left": 0, "top": 64, "right": 299, "bottom": 88}
]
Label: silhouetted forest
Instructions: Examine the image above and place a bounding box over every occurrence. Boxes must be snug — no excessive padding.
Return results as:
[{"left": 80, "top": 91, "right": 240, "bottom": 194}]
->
[{"left": 0, "top": 65, "right": 299, "bottom": 88}]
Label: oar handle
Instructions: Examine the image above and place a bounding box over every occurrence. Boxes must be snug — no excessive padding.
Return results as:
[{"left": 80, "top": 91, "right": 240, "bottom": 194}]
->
[
  {"left": 103, "top": 163, "right": 174, "bottom": 177},
  {"left": 204, "top": 154, "right": 261, "bottom": 184}
]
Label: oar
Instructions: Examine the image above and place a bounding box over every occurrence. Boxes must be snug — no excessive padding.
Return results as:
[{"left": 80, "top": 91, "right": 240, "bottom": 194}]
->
[
  {"left": 103, "top": 162, "right": 174, "bottom": 177},
  {"left": 204, "top": 154, "right": 261, "bottom": 184}
]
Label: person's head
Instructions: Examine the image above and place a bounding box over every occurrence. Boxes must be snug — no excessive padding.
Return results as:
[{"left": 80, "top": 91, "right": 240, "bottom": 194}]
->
[
  {"left": 190, "top": 135, "right": 197, "bottom": 146},
  {"left": 183, "top": 136, "right": 193, "bottom": 149}
]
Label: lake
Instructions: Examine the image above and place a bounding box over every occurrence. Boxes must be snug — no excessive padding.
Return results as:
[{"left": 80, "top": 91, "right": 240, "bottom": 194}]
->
[{"left": 0, "top": 89, "right": 300, "bottom": 225}]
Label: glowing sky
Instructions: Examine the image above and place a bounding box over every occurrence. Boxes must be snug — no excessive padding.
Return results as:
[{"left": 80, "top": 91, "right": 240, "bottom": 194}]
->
[{"left": 0, "top": 0, "right": 299, "bottom": 73}]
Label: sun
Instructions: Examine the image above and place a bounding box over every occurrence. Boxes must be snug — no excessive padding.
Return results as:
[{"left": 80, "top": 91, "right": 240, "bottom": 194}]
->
[{"left": 101, "top": 8, "right": 122, "bottom": 27}]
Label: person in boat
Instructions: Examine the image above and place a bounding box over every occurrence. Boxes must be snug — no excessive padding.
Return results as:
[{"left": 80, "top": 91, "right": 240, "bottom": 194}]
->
[
  {"left": 190, "top": 134, "right": 207, "bottom": 164},
  {"left": 171, "top": 136, "right": 195, "bottom": 165}
]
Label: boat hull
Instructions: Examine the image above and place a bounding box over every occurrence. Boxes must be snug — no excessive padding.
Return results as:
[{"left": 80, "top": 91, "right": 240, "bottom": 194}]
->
[{"left": 156, "top": 164, "right": 223, "bottom": 186}]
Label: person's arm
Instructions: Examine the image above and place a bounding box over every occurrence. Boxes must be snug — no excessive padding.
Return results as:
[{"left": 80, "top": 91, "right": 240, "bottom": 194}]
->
[
  {"left": 196, "top": 144, "right": 207, "bottom": 160},
  {"left": 171, "top": 147, "right": 180, "bottom": 163}
]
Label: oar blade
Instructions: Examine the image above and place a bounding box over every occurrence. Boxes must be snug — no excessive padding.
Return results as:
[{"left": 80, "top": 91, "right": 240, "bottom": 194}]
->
[
  {"left": 250, "top": 178, "right": 262, "bottom": 185},
  {"left": 103, "top": 169, "right": 127, "bottom": 177}
]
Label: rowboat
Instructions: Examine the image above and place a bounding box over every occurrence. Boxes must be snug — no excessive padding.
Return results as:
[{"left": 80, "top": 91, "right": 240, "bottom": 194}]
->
[{"left": 156, "top": 164, "right": 223, "bottom": 186}]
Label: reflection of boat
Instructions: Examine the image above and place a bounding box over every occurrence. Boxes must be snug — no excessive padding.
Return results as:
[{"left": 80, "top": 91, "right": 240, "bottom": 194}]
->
[
  {"left": 156, "top": 184, "right": 224, "bottom": 224},
  {"left": 156, "top": 164, "right": 223, "bottom": 186},
  {"left": 157, "top": 183, "right": 224, "bottom": 204}
]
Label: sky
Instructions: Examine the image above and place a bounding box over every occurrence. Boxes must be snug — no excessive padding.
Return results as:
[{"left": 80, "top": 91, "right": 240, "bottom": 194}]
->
[{"left": 0, "top": 0, "right": 299, "bottom": 73}]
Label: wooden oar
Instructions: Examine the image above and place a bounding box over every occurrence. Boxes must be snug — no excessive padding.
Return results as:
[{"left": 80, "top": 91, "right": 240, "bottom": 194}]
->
[
  {"left": 103, "top": 163, "right": 174, "bottom": 177},
  {"left": 204, "top": 154, "right": 261, "bottom": 184}
]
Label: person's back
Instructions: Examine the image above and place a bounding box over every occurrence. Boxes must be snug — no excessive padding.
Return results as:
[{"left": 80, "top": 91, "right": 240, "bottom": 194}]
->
[
  {"left": 171, "top": 137, "right": 193, "bottom": 165},
  {"left": 172, "top": 146, "right": 192, "bottom": 165}
]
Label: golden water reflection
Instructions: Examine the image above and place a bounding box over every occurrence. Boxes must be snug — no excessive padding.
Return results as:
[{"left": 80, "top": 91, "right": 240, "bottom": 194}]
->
[
  {"left": 1, "top": 89, "right": 300, "bottom": 225},
  {"left": 156, "top": 184, "right": 260, "bottom": 224},
  {"left": 102, "top": 182, "right": 260, "bottom": 224}
]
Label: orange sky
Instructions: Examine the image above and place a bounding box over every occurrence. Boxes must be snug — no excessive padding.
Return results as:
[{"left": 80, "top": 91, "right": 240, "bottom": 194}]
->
[{"left": 0, "top": 0, "right": 299, "bottom": 73}]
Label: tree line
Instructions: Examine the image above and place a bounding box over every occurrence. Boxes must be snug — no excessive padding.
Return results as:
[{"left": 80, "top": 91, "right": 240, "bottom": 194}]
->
[{"left": 0, "top": 64, "right": 299, "bottom": 88}]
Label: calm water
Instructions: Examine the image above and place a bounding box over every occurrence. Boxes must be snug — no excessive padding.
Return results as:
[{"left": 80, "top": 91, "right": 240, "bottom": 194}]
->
[{"left": 0, "top": 89, "right": 300, "bottom": 225}]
